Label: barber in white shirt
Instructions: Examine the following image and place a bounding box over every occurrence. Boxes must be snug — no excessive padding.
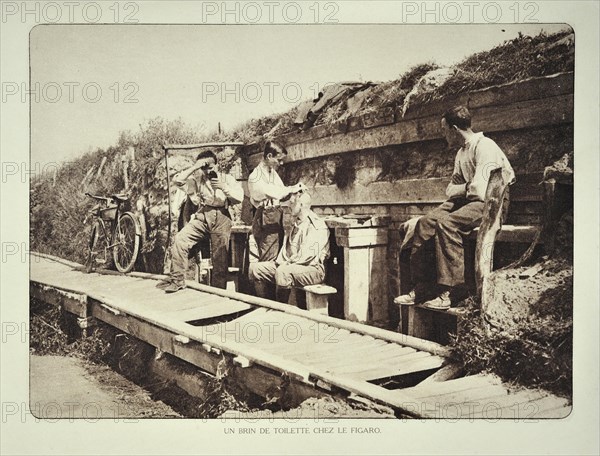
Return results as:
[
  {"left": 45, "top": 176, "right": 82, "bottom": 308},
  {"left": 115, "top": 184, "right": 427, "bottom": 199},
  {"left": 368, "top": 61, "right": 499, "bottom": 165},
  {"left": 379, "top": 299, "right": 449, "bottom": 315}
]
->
[{"left": 248, "top": 141, "right": 304, "bottom": 261}]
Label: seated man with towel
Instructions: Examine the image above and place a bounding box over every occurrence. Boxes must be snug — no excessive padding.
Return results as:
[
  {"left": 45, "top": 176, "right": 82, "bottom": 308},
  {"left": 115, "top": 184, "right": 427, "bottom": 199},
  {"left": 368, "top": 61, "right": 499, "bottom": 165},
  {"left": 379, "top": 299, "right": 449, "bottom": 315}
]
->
[{"left": 249, "top": 189, "right": 330, "bottom": 304}]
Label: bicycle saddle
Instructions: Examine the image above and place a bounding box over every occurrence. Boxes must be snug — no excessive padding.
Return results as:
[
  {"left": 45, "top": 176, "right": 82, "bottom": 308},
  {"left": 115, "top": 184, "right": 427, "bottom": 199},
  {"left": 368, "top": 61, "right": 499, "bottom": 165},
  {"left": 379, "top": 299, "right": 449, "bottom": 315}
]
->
[{"left": 111, "top": 194, "right": 129, "bottom": 202}]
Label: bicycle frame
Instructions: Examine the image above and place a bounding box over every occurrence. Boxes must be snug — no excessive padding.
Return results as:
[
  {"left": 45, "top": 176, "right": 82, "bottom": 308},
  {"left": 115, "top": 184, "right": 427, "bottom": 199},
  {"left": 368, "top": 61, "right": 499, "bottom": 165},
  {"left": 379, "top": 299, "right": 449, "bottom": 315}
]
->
[
  {"left": 85, "top": 190, "right": 142, "bottom": 274},
  {"left": 103, "top": 202, "right": 124, "bottom": 250},
  {"left": 86, "top": 202, "right": 115, "bottom": 261}
]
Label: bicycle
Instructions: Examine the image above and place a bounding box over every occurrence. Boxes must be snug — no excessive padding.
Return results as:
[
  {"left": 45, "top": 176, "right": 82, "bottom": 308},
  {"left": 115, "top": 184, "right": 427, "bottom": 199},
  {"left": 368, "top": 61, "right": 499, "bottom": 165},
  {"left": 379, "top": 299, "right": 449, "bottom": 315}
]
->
[{"left": 84, "top": 192, "right": 141, "bottom": 273}]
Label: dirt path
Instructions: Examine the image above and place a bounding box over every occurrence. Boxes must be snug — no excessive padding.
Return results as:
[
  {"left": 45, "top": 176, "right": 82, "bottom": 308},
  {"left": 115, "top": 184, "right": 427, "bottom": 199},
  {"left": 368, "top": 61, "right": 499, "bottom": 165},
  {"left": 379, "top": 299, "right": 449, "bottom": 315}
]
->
[{"left": 30, "top": 355, "right": 180, "bottom": 419}]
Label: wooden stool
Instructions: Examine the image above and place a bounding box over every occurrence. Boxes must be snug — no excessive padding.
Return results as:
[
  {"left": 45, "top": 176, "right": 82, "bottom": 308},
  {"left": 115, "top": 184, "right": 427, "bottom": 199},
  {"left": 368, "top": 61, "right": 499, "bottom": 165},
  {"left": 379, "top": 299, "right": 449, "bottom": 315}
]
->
[
  {"left": 396, "top": 302, "right": 466, "bottom": 345},
  {"left": 302, "top": 284, "right": 337, "bottom": 315}
]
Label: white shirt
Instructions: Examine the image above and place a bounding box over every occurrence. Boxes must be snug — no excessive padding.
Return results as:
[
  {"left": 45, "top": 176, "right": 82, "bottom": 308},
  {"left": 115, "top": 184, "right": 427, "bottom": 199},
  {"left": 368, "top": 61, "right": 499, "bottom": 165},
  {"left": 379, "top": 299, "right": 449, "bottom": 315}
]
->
[
  {"left": 446, "top": 132, "right": 515, "bottom": 201},
  {"left": 276, "top": 211, "right": 330, "bottom": 267},
  {"left": 247, "top": 161, "right": 288, "bottom": 208}
]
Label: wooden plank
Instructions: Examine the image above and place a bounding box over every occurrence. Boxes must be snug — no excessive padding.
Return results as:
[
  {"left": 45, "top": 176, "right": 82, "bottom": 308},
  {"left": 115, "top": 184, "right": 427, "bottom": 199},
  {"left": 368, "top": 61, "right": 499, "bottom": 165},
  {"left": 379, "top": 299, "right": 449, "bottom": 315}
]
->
[
  {"left": 312, "top": 179, "right": 448, "bottom": 207},
  {"left": 268, "top": 73, "right": 572, "bottom": 152},
  {"left": 163, "top": 301, "right": 251, "bottom": 322},
  {"left": 308, "top": 345, "right": 416, "bottom": 371},
  {"left": 335, "top": 227, "right": 388, "bottom": 248},
  {"left": 316, "top": 205, "right": 542, "bottom": 225},
  {"left": 342, "top": 350, "right": 434, "bottom": 375},
  {"left": 403, "top": 72, "right": 574, "bottom": 119},
  {"left": 331, "top": 349, "right": 431, "bottom": 376},
  {"left": 290, "top": 337, "right": 391, "bottom": 365},
  {"left": 403, "top": 374, "right": 503, "bottom": 399},
  {"left": 500, "top": 392, "right": 569, "bottom": 414},
  {"left": 251, "top": 321, "right": 350, "bottom": 352},
  {"left": 468, "top": 390, "right": 563, "bottom": 419},
  {"left": 532, "top": 403, "right": 572, "bottom": 419},
  {"left": 269, "top": 331, "right": 369, "bottom": 357},
  {"left": 32, "top": 253, "right": 572, "bottom": 420},
  {"left": 472, "top": 225, "right": 541, "bottom": 244},
  {"left": 407, "top": 305, "right": 435, "bottom": 340},
  {"left": 311, "top": 175, "right": 543, "bottom": 209},
  {"left": 349, "top": 354, "right": 444, "bottom": 381},
  {"left": 30, "top": 283, "right": 89, "bottom": 318},
  {"left": 416, "top": 363, "right": 463, "bottom": 385},
  {"left": 274, "top": 94, "right": 572, "bottom": 163},
  {"left": 154, "top": 294, "right": 228, "bottom": 313},
  {"left": 418, "top": 384, "right": 511, "bottom": 408},
  {"left": 30, "top": 257, "right": 441, "bottom": 417},
  {"left": 362, "top": 107, "right": 395, "bottom": 129},
  {"left": 31, "top": 253, "right": 450, "bottom": 357},
  {"left": 406, "top": 384, "right": 560, "bottom": 420},
  {"left": 92, "top": 301, "right": 222, "bottom": 375}
]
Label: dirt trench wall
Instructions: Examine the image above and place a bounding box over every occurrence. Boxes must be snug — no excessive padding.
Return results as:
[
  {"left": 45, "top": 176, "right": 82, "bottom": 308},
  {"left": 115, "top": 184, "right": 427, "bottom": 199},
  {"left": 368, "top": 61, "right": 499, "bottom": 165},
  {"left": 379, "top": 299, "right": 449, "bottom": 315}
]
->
[{"left": 242, "top": 73, "right": 574, "bottom": 329}]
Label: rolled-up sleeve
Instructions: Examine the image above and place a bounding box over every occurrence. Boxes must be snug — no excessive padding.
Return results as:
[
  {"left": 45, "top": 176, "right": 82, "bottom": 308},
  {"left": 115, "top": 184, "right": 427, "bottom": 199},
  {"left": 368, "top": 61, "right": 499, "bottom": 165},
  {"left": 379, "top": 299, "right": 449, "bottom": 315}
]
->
[
  {"left": 248, "top": 166, "right": 289, "bottom": 205},
  {"left": 172, "top": 171, "right": 187, "bottom": 188}
]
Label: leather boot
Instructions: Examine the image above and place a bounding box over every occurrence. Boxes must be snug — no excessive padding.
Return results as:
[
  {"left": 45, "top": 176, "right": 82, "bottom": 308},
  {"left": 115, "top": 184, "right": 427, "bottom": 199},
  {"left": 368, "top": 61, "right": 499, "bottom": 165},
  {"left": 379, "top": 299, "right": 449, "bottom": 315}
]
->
[
  {"left": 276, "top": 287, "right": 291, "bottom": 304},
  {"left": 254, "top": 281, "right": 274, "bottom": 300}
]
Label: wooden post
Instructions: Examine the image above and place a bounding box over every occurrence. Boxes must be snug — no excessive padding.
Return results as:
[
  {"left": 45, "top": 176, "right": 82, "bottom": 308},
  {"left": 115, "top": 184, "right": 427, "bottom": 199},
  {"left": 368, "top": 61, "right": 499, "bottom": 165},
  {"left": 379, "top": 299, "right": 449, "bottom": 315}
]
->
[
  {"left": 475, "top": 168, "right": 510, "bottom": 303},
  {"left": 542, "top": 181, "right": 556, "bottom": 253},
  {"left": 81, "top": 166, "right": 95, "bottom": 186},
  {"left": 96, "top": 156, "right": 107, "bottom": 178},
  {"left": 122, "top": 154, "right": 129, "bottom": 190},
  {"left": 335, "top": 225, "right": 389, "bottom": 325}
]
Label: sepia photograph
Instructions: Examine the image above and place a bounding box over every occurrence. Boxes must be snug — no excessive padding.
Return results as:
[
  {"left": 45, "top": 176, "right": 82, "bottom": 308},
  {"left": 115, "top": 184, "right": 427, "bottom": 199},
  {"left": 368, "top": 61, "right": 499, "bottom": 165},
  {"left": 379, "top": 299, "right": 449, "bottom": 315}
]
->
[
  {"left": 1, "top": 1, "right": 599, "bottom": 455},
  {"left": 28, "top": 21, "right": 575, "bottom": 419}
]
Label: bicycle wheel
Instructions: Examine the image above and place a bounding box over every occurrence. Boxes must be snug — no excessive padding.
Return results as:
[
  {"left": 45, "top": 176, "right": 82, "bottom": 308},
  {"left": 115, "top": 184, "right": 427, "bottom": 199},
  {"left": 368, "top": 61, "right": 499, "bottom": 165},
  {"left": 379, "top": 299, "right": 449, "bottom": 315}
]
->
[
  {"left": 112, "top": 212, "right": 141, "bottom": 273},
  {"left": 86, "top": 219, "right": 108, "bottom": 272}
]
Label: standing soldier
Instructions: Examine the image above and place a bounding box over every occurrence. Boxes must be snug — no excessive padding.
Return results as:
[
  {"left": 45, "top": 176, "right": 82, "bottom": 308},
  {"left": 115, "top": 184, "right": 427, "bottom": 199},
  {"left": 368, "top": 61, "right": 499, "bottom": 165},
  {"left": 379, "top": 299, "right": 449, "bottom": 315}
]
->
[
  {"left": 248, "top": 141, "right": 304, "bottom": 262},
  {"left": 162, "top": 150, "right": 244, "bottom": 293}
]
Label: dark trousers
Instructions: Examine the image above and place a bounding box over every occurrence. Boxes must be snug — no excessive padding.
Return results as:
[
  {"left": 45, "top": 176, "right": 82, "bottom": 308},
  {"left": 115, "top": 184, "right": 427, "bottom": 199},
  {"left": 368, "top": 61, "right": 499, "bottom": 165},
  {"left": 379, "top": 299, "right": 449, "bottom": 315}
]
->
[
  {"left": 170, "top": 207, "right": 232, "bottom": 289},
  {"left": 411, "top": 198, "right": 484, "bottom": 288},
  {"left": 252, "top": 205, "right": 284, "bottom": 262}
]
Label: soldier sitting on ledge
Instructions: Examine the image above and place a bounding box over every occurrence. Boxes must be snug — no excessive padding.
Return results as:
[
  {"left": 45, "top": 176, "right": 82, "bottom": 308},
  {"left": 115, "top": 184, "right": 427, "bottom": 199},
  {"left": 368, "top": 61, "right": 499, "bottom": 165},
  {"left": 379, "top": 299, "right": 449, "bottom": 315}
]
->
[
  {"left": 395, "top": 105, "right": 515, "bottom": 310},
  {"left": 249, "top": 189, "right": 330, "bottom": 304}
]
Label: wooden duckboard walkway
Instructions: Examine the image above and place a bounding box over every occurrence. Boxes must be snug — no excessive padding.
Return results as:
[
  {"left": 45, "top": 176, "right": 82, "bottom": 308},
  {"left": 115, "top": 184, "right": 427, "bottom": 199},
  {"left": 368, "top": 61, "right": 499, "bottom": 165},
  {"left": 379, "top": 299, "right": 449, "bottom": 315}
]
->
[{"left": 30, "top": 253, "right": 570, "bottom": 419}]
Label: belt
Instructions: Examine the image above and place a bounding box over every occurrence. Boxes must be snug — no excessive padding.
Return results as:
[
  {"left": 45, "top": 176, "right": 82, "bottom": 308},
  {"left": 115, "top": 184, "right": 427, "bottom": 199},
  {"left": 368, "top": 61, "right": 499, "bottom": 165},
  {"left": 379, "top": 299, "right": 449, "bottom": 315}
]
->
[
  {"left": 197, "top": 204, "right": 228, "bottom": 213},
  {"left": 257, "top": 202, "right": 281, "bottom": 209}
]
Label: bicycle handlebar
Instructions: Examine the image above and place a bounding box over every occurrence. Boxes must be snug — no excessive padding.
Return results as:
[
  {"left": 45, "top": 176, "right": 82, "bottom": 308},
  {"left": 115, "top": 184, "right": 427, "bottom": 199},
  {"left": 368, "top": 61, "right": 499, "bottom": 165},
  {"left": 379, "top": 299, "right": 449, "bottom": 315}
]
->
[{"left": 85, "top": 192, "right": 128, "bottom": 203}]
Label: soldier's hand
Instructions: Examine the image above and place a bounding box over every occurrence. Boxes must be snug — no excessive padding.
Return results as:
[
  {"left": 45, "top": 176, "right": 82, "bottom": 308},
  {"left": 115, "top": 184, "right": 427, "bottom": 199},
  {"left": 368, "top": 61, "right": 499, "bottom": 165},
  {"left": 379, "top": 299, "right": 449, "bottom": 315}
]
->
[
  {"left": 290, "top": 182, "right": 307, "bottom": 194},
  {"left": 210, "top": 177, "right": 226, "bottom": 191},
  {"left": 451, "top": 173, "right": 466, "bottom": 185},
  {"left": 193, "top": 159, "right": 208, "bottom": 170}
]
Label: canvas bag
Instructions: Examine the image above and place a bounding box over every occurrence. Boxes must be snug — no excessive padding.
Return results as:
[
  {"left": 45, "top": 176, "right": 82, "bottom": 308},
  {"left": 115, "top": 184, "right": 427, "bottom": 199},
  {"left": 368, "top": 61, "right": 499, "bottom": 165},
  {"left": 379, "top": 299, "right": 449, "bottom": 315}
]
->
[{"left": 261, "top": 199, "right": 282, "bottom": 226}]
